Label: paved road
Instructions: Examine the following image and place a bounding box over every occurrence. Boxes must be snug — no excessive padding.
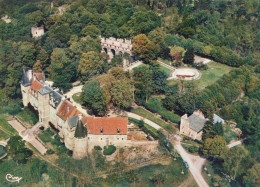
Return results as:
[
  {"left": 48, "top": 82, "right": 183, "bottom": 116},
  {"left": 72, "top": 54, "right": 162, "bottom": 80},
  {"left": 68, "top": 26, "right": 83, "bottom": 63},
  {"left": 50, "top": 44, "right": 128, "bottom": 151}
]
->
[
  {"left": 8, "top": 120, "right": 47, "bottom": 155},
  {"left": 173, "top": 135, "right": 208, "bottom": 187},
  {"left": 227, "top": 140, "right": 242, "bottom": 148}
]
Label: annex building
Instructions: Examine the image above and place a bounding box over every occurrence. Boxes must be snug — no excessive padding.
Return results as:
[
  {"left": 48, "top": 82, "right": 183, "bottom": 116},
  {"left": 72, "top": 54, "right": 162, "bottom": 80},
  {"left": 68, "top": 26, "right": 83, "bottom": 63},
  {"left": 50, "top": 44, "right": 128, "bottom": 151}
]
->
[{"left": 21, "top": 70, "right": 135, "bottom": 159}]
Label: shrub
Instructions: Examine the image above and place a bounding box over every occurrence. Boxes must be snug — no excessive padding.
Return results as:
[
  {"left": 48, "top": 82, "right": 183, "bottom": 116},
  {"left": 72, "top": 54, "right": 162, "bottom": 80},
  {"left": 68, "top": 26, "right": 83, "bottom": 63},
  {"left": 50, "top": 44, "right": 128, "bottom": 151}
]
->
[
  {"left": 187, "top": 146, "right": 199, "bottom": 153},
  {"left": 103, "top": 145, "right": 116, "bottom": 155},
  {"left": 46, "top": 149, "right": 54, "bottom": 154},
  {"left": 94, "top": 146, "right": 102, "bottom": 151}
]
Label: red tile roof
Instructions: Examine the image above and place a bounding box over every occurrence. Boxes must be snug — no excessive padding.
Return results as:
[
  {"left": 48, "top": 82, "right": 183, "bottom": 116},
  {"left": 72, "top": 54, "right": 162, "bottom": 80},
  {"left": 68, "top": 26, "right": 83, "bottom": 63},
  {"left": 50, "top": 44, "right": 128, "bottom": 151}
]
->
[
  {"left": 34, "top": 72, "right": 44, "bottom": 81},
  {"left": 56, "top": 100, "right": 80, "bottom": 121},
  {"left": 86, "top": 117, "right": 127, "bottom": 135},
  {"left": 30, "top": 80, "right": 43, "bottom": 92}
]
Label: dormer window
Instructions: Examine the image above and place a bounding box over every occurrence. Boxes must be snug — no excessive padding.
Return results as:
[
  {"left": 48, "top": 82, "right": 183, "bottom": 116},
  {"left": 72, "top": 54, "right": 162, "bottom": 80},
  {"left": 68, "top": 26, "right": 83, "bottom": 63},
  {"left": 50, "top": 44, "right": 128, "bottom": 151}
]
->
[
  {"left": 117, "top": 128, "right": 120, "bottom": 134},
  {"left": 100, "top": 128, "right": 103, "bottom": 134}
]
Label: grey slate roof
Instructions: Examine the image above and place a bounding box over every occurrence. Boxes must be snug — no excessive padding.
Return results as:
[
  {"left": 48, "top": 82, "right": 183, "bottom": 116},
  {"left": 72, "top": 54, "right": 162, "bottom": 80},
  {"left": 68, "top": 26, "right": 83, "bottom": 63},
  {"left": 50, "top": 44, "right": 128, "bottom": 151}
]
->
[
  {"left": 38, "top": 86, "right": 63, "bottom": 107},
  {"left": 213, "top": 114, "right": 225, "bottom": 124},
  {"left": 21, "top": 69, "right": 31, "bottom": 86},
  {"left": 67, "top": 116, "right": 78, "bottom": 129},
  {"left": 188, "top": 113, "right": 207, "bottom": 132},
  {"left": 38, "top": 86, "right": 52, "bottom": 95}
]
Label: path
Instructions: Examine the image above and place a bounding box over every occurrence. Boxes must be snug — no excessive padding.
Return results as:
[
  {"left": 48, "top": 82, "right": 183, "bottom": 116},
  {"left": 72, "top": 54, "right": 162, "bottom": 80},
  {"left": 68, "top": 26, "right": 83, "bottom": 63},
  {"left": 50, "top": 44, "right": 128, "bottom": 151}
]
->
[
  {"left": 124, "top": 60, "right": 143, "bottom": 71},
  {"left": 172, "top": 135, "right": 208, "bottom": 187},
  {"left": 64, "top": 85, "right": 90, "bottom": 116},
  {"left": 8, "top": 120, "right": 47, "bottom": 155},
  {"left": 157, "top": 60, "right": 175, "bottom": 71},
  {"left": 127, "top": 112, "right": 162, "bottom": 130},
  {"left": 227, "top": 140, "right": 242, "bottom": 148}
]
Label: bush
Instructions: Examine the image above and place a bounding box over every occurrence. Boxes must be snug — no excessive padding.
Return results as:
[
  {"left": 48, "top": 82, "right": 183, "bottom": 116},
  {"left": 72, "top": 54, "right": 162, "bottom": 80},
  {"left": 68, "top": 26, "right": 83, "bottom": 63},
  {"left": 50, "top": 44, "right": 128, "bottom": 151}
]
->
[
  {"left": 103, "top": 145, "right": 116, "bottom": 155},
  {"left": 94, "top": 146, "right": 102, "bottom": 151},
  {"left": 46, "top": 149, "right": 54, "bottom": 154},
  {"left": 187, "top": 146, "right": 199, "bottom": 153}
]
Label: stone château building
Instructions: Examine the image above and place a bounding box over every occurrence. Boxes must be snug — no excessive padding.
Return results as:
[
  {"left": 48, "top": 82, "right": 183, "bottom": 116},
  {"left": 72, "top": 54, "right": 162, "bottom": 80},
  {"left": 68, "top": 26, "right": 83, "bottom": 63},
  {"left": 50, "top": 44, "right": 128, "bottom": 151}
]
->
[
  {"left": 21, "top": 70, "right": 129, "bottom": 159},
  {"left": 180, "top": 110, "right": 208, "bottom": 141}
]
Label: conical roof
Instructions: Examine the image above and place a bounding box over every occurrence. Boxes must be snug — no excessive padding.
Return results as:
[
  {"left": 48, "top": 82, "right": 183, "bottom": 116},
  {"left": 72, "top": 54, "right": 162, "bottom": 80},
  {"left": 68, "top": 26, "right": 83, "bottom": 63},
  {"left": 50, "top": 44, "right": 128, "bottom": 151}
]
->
[
  {"left": 21, "top": 69, "right": 31, "bottom": 86},
  {"left": 74, "top": 117, "right": 87, "bottom": 138}
]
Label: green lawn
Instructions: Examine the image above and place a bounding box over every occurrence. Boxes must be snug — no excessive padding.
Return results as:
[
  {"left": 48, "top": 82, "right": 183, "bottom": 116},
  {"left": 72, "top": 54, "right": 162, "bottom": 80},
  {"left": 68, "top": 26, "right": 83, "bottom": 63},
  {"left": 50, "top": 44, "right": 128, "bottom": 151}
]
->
[
  {"left": 17, "top": 107, "right": 38, "bottom": 126},
  {"left": 159, "top": 64, "right": 173, "bottom": 77},
  {"left": 0, "top": 145, "right": 6, "bottom": 157},
  {"left": 193, "top": 61, "right": 233, "bottom": 90},
  {"left": 158, "top": 58, "right": 172, "bottom": 66},
  {"left": 168, "top": 61, "right": 233, "bottom": 90},
  {"left": 0, "top": 114, "right": 17, "bottom": 140},
  {"left": 72, "top": 92, "right": 84, "bottom": 105},
  {"left": 131, "top": 108, "right": 175, "bottom": 132}
]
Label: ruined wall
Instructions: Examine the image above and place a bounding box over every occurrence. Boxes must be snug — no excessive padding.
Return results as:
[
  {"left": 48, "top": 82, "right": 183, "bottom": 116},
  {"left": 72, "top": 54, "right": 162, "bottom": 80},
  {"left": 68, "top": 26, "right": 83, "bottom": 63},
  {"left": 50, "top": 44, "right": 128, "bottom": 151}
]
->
[{"left": 21, "top": 84, "right": 30, "bottom": 107}]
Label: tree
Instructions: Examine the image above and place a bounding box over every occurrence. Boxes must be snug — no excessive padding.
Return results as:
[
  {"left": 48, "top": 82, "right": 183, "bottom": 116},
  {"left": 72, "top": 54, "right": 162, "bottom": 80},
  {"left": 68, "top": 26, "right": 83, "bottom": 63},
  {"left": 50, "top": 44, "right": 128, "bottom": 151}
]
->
[
  {"left": 133, "top": 65, "right": 153, "bottom": 102},
  {"left": 150, "top": 64, "right": 168, "bottom": 94},
  {"left": 6, "top": 136, "right": 33, "bottom": 164},
  {"left": 183, "top": 48, "right": 194, "bottom": 64},
  {"left": 32, "top": 60, "right": 43, "bottom": 72},
  {"left": 81, "top": 80, "right": 107, "bottom": 116},
  {"left": 243, "top": 163, "right": 260, "bottom": 187},
  {"left": 110, "top": 79, "right": 133, "bottom": 110},
  {"left": 223, "top": 147, "right": 249, "bottom": 180},
  {"left": 111, "top": 55, "right": 123, "bottom": 67},
  {"left": 81, "top": 25, "right": 101, "bottom": 38},
  {"left": 49, "top": 48, "right": 76, "bottom": 92},
  {"left": 133, "top": 34, "right": 159, "bottom": 62},
  {"left": 202, "top": 135, "right": 227, "bottom": 158},
  {"left": 78, "top": 51, "right": 106, "bottom": 81}
]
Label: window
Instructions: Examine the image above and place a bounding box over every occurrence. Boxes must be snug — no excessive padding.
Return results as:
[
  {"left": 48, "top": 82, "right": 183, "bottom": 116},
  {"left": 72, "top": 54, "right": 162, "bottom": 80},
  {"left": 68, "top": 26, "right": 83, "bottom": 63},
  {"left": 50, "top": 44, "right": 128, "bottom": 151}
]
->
[
  {"left": 100, "top": 128, "right": 103, "bottom": 133},
  {"left": 122, "top": 138, "right": 123, "bottom": 140},
  {"left": 101, "top": 138, "right": 102, "bottom": 140},
  {"left": 117, "top": 128, "right": 120, "bottom": 133}
]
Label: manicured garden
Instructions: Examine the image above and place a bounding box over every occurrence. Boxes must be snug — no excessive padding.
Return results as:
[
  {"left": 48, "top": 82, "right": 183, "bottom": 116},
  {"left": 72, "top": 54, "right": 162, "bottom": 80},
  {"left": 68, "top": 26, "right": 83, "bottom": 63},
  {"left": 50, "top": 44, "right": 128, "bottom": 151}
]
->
[
  {"left": 72, "top": 92, "right": 84, "bottom": 105},
  {"left": 17, "top": 107, "right": 38, "bottom": 126},
  {"left": 0, "top": 114, "right": 17, "bottom": 140},
  {"left": 168, "top": 61, "right": 233, "bottom": 90}
]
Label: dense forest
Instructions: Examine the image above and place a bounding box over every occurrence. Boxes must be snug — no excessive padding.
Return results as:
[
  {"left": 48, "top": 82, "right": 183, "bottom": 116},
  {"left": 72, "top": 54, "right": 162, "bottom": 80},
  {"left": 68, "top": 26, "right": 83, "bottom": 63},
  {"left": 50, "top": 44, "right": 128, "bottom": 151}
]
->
[{"left": 0, "top": 0, "right": 259, "bottom": 186}]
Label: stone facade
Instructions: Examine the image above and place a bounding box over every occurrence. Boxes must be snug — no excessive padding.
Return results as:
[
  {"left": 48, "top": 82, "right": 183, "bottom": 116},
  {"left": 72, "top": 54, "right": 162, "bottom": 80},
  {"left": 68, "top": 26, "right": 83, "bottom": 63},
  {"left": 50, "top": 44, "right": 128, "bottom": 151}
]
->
[
  {"left": 21, "top": 70, "right": 144, "bottom": 159},
  {"left": 31, "top": 26, "right": 44, "bottom": 38},
  {"left": 100, "top": 36, "right": 134, "bottom": 67},
  {"left": 180, "top": 110, "right": 208, "bottom": 141}
]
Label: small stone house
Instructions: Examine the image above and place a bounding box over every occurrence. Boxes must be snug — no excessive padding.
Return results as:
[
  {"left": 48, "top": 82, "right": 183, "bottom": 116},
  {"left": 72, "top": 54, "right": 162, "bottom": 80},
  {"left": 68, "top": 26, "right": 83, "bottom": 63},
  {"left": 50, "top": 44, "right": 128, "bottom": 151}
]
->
[
  {"left": 180, "top": 110, "right": 208, "bottom": 141},
  {"left": 31, "top": 26, "right": 44, "bottom": 38}
]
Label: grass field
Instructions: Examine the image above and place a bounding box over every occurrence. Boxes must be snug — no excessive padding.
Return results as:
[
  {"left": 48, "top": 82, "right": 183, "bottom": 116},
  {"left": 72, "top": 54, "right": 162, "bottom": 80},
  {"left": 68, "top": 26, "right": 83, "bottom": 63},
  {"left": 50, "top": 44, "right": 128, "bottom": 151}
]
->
[
  {"left": 17, "top": 107, "right": 38, "bottom": 126},
  {"left": 159, "top": 64, "right": 173, "bottom": 77},
  {"left": 131, "top": 108, "right": 175, "bottom": 132},
  {"left": 0, "top": 114, "right": 17, "bottom": 140},
  {"left": 72, "top": 92, "right": 84, "bottom": 105},
  {"left": 193, "top": 61, "right": 233, "bottom": 90},
  {"left": 168, "top": 61, "right": 233, "bottom": 90}
]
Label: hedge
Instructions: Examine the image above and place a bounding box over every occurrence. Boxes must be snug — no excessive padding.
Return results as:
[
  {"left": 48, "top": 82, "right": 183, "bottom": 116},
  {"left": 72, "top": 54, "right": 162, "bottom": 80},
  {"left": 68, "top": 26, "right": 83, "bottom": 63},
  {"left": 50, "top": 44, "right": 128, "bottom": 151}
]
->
[
  {"left": 144, "top": 97, "right": 180, "bottom": 124},
  {"left": 164, "top": 34, "right": 254, "bottom": 67},
  {"left": 103, "top": 145, "right": 116, "bottom": 155}
]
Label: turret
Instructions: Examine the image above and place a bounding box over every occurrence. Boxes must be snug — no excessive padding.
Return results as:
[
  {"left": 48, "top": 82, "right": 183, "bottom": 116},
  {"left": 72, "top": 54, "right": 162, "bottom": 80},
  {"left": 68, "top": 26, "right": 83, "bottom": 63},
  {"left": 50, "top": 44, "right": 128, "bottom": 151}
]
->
[{"left": 72, "top": 114, "right": 88, "bottom": 159}]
